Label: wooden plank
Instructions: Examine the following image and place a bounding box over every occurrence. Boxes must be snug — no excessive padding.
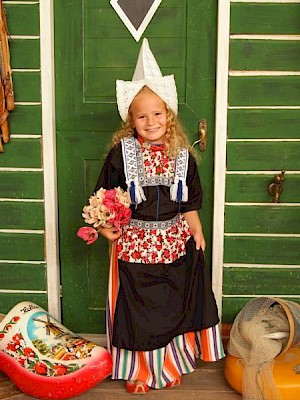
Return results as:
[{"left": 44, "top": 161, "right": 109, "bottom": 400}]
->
[
  {"left": 230, "top": 3, "right": 300, "bottom": 35},
  {"left": 4, "top": 3, "right": 40, "bottom": 36},
  {"left": 230, "top": 40, "right": 300, "bottom": 71},
  {"left": 0, "top": 371, "right": 22, "bottom": 398},
  {"left": 0, "top": 263, "right": 46, "bottom": 290},
  {"left": 13, "top": 72, "right": 40, "bottom": 102},
  {"left": 0, "top": 233, "right": 44, "bottom": 261},
  {"left": 0, "top": 138, "right": 41, "bottom": 168},
  {"left": 226, "top": 174, "right": 300, "bottom": 203},
  {"left": 225, "top": 205, "right": 300, "bottom": 234},
  {"left": 228, "top": 109, "right": 300, "bottom": 139},
  {"left": 223, "top": 268, "right": 300, "bottom": 295},
  {"left": 222, "top": 297, "right": 300, "bottom": 323},
  {"left": 85, "top": 38, "right": 186, "bottom": 68},
  {"left": 9, "top": 38, "right": 40, "bottom": 69},
  {"left": 224, "top": 236, "right": 300, "bottom": 265},
  {"left": 229, "top": 76, "right": 300, "bottom": 107},
  {"left": 0, "top": 293, "right": 47, "bottom": 315},
  {"left": 10, "top": 105, "right": 42, "bottom": 135},
  {"left": 0, "top": 171, "right": 43, "bottom": 199},
  {"left": 227, "top": 141, "right": 300, "bottom": 171},
  {"left": 0, "top": 202, "right": 44, "bottom": 230},
  {"left": 86, "top": 0, "right": 183, "bottom": 8},
  {"left": 84, "top": 6, "right": 185, "bottom": 39}
]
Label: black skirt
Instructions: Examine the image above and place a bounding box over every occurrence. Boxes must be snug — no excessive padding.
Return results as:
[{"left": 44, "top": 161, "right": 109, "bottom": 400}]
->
[{"left": 112, "top": 238, "right": 220, "bottom": 351}]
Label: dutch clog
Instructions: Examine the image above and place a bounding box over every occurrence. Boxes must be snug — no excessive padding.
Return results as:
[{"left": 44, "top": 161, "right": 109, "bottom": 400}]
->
[{"left": 0, "top": 301, "right": 112, "bottom": 399}]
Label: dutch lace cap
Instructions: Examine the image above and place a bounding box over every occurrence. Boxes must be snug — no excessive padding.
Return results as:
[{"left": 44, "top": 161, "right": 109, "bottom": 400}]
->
[{"left": 116, "top": 38, "right": 178, "bottom": 121}]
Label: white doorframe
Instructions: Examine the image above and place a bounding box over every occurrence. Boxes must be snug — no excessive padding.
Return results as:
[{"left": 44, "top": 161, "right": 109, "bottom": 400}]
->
[
  {"left": 40, "top": 0, "right": 61, "bottom": 321},
  {"left": 212, "top": 0, "right": 230, "bottom": 317}
]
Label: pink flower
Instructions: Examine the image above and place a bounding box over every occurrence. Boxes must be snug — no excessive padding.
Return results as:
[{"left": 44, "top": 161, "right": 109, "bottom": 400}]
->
[
  {"left": 102, "top": 189, "right": 119, "bottom": 212},
  {"left": 110, "top": 205, "right": 132, "bottom": 230},
  {"left": 77, "top": 227, "right": 98, "bottom": 245}
]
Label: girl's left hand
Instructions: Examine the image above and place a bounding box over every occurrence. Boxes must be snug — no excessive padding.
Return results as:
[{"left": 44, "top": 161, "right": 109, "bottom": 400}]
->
[{"left": 193, "top": 231, "right": 206, "bottom": 252}]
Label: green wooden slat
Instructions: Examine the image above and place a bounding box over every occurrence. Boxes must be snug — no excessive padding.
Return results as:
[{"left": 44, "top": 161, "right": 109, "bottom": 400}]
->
[
  {"left": 84, "top": 7, "right": 185, "bottom": 39},
  {"left": 9, "top": 38, "right": 40, "bottom": 69},
  {"left": 0, "top": 202, "right": 44, "bottom": 230},
  {"left": 224, "top": 236, "right": 300, "bottom": 265},
  {"left": 226, "top": 174, "right": 300, "bottom": 203},
  {"left": 227, "top": 142, "right": 300, "bottom": 171},
  {"left": 222, "top": 297, "right": 300, "bottom": 323},
  {"left": 4, "top": 3, "right": 40, "bottom": 36},
  {"left": 86, "top": 0, "right": 182, "bottom": 7},
  {"left": 228, "top": 109, "right": 300, "bottom": 139},
  {"left": 230, "top": 3, "right": 300, "bottom": 35},
  {"left": 9, "top": 105, "right": 42, "bottom": 135},
  {"left": 0, "top": 263, "right": 46, "bottom": 290},
  {"left": 229, "top": 76, "right": 300, "bottom": 107},
  {"left": 0, "top": 294, "right": 47, "bottom": 316},
  {"left": 225, "top": 206, "right": 300, "bottom": 234},
  {"left": 0, "top": 233, "right": 44, "bottom": 261},
  {"left": 85, "top": 38, "right": 186, "bottom": 68},
  {"left": 13, "top": 71, "right": 41, "bottom": 102},
  {"left": 0, "top": 171, "right": 43, "bottom": 199},
  {"left": 230, "top": 40, "right": 300, "bottom": 71},
  {"left": 0, "top": 138, "right": 41, "bottom": 168},
  {"left": 223, "top": 268, "right": 300, "bottom": 296}
]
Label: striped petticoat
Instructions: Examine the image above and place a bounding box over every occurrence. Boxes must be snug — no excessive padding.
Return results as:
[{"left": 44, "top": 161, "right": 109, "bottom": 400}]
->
[{"left": 107, "top": 242, "right": 225, "bottom": 389}]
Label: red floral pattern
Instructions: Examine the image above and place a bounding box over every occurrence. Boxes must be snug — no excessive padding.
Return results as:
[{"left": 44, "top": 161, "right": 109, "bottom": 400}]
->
[
  {"left": 3, "top": 330, "right": 82, "bottom": 376},
  {"left": 117, "top": 215, "right": 191, "bottom": 264},
  {"left": 142, "top": 145, "right": 175, "bottom": 178}
]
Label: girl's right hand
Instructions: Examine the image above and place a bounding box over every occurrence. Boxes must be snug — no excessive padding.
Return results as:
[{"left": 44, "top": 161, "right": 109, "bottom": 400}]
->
[{"left": 99, "top": 226, "right": 121, "bottom": 242}]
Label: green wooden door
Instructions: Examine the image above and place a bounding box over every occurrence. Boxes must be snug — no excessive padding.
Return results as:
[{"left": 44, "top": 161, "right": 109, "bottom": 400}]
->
[{"left": 54, "top": 0, "right": 218, "bottom": 333}]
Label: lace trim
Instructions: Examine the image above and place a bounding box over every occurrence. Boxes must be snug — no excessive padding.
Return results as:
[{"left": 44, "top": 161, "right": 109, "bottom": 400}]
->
[{"left": 128, "top": 215, "right": 180, "bottom": 230}]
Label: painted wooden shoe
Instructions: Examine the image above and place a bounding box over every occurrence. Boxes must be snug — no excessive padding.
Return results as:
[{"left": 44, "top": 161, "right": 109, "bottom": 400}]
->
[
  {"left": 0, "top": 301, "right": 112, "bottom": 399},
  {"left": 126, "top": 380, "right": 149, "bottom": 394},
  {"left": 165, "top": 377, "right": 181, "bottom": 388}
]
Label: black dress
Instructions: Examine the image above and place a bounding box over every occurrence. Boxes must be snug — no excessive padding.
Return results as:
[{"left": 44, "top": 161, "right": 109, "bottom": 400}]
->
[{"left": 94, "top": 139, "right": 220, "bottom": 352}]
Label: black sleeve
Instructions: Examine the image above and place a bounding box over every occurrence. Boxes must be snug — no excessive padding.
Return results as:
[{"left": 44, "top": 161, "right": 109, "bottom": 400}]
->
[
  {"left": 180, "top": 154, "right": 203, "bottom": 213},
  {"left": 93, "top": 144, "right": 127, "bottom": 193}
]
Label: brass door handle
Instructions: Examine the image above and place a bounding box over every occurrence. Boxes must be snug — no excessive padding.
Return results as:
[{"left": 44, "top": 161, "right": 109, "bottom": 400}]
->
[
  {"left": 198, "top": 119, "right": 207, "bottom": 152},
  {"left": 267, "top": 170, "right": 285, "bottom": 203}
]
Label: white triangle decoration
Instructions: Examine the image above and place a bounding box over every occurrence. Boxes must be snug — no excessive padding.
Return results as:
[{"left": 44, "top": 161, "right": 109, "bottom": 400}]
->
[{"left": 110, "top": 0, "right": 162, "bottom": 42}]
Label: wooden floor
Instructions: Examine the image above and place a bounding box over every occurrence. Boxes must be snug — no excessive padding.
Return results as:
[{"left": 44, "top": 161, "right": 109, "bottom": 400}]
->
[{"left": 0, "top": 358, "right": 242, "bottom": 400}]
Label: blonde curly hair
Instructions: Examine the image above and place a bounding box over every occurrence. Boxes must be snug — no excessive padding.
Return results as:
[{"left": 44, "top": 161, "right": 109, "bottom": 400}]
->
[{"left": 111, "top": 87, "right": 196, "bottom": 159}]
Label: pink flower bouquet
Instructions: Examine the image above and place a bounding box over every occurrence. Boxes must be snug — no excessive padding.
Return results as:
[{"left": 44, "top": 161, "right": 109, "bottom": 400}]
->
[{"left": 77, "top": 187, "right": 132, "bottom": 245}]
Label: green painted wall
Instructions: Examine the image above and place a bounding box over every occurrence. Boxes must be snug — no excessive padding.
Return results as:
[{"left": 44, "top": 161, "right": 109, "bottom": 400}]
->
[
  {"left": 0, "top": 1, "right": 47, "bottom": 313},
  {"left": 223, "top": 1, "right": 300, "bottom": 322}
]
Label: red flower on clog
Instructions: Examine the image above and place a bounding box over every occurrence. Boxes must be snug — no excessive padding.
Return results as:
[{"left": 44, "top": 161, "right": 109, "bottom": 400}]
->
[
  {"left": 53, "top": 364, "right": 67, "bottom": 376},
  {"left": 23, "top": 347, "right": 35, "bottom": 358},
  {"left": 5, "top": 324, "right": 12, "bottom": 331},
  {"left": 6, "top": 343, "right": 17, "bottom": 352},
  {"left": 12, "top": 316, "right": 20, "bottom": 322},
  {"left": 34, "top": 362, "right": 48, "bottom": 375}
]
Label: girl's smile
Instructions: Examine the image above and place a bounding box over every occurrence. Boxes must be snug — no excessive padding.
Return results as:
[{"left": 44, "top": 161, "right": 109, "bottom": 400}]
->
[{"left": 130, "top": 87, "right": 167, "bottom": 145}]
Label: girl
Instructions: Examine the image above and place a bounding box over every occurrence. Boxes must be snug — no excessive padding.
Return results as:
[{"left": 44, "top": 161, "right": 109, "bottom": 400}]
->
[{"left": 94, "top": 39, "right": 225, "bottom": 394}]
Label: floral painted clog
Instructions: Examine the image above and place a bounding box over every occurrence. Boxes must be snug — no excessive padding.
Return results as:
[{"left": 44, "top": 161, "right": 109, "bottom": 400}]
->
[{"left": 0, "top": 302, "right": 112, "bottom": 399}]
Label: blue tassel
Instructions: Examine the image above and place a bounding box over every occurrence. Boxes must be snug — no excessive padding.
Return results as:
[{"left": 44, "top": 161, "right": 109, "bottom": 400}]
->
[
  {"left": 129, "top": 181, "right": 137, "bottom": 204},
  {"left": 177, "top": 179, "right": 183, "bottom": 202}
]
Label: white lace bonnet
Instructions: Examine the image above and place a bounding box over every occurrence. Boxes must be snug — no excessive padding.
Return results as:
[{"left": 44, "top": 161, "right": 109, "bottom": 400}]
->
[{"left": 116, "top": 38, "right": 178, "bottom": 121}]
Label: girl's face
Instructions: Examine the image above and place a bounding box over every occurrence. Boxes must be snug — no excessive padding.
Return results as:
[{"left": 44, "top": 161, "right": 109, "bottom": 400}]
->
[{"left": 130, "top": 87, "right": 167, "bottom": 144}]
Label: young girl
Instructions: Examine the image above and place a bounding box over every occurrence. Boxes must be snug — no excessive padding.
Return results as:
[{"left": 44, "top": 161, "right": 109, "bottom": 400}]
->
[{"left": 94, "top": 39, "right": 225, "bottom": 394}]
